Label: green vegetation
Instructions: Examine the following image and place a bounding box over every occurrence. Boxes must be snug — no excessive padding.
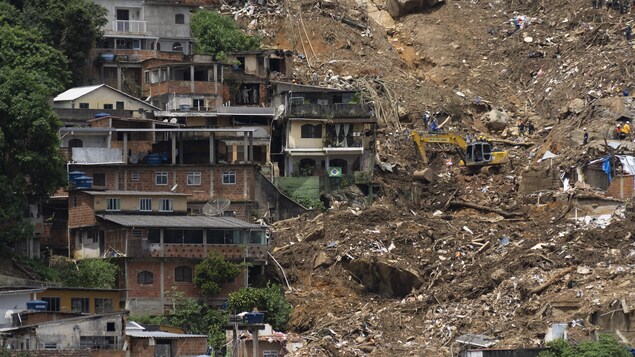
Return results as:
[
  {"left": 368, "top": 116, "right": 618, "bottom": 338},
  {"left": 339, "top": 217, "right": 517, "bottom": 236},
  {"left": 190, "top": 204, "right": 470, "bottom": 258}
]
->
[
  {"left": 132, "top": 289, "right": 227, "bottom": 349},
  {"left": 15, "top": 0, "right": 108, "bottom": 84},
  {"left": 0, "top": 24, "right": 68, "bottom": 243},
  {"left": 194, "top": 253, "right": 241, "bottom": 297},
  {"left": 228, "top": 283, "right": 292, "bottom": 331},
  {"left": 190, "top": 10, "right": 260, "bottom": 60},
  {"left": 539, "top": 334, "right": 631, "bottom": 357},
  {"left": 62, "top": 259, "right": 118, "bottom": 289}
]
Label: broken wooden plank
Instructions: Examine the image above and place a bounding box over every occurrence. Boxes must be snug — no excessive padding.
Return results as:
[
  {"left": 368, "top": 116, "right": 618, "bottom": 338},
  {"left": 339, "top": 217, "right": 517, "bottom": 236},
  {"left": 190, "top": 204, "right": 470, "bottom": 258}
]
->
[
  {"left": 528, "top": 266, "right": 576, "bottom": 296},
  {"left": 449, "top": 200, "right": 525, "bottom": 218}
]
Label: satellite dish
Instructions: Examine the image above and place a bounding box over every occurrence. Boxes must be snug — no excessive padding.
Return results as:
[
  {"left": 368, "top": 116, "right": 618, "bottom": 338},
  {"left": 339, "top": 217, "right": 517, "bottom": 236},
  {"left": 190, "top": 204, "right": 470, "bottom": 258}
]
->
[
  {"left": 170, "top": 118, "right": 178, "bottom": 123},
  {"left": 202, "top": 198, "right": 231, "bottom": 217},
  {"left": 170, "top": 184, "right": 178, "bottom": 192},
  {"left": 5, "top": 310, "right": 14, "bottom": 320}
]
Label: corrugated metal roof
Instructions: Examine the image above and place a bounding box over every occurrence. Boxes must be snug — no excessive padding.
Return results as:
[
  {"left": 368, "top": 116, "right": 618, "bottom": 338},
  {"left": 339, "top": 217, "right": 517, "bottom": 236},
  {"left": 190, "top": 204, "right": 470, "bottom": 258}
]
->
[
  {"left": 84, "top": 191, "right": 189, "bottom": 196},
  {"left": 54, "top": 84, "right": 104, "bottom": 101},
  {"left": 98, "top": 214, "right": 265, "bottom": 229},
  {"left": 126, "top": 330, "right": 207, "bottom": 339}
]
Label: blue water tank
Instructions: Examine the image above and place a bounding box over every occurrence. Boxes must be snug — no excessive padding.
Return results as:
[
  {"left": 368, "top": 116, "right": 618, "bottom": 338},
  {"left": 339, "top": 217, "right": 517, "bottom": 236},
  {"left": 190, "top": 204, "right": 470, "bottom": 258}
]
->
[
  {"left": 146, "top": 153, "right": 161, "bottom": 166},
  {"left": 160, "top": 152, "right": 169, "bottom": 162},
  {"left": 26, "top": 300, "right": 48, "bottom": 311},
  {"left": 68, "top": 171, "right": 85, "bottom": 182},
  {"left": 74, "top": 175, "right": 93, "bottom": 189},
  {"left": 244, "top": 312, "right": 264, "bottom": 324}
]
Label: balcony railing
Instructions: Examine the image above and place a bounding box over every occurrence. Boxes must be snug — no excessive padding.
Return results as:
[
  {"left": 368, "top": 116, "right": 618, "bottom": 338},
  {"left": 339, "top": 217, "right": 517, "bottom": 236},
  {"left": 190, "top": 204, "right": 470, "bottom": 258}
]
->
[
  {"left": 288, "top": 103, "right": 372, "bottom": 119},
  {"left": 112, "top": 20, "right": 146, "bottom": 33}
]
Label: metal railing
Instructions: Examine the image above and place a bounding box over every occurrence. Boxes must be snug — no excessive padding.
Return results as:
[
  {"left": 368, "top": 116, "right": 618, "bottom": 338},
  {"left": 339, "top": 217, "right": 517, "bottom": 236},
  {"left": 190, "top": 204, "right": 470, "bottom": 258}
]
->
[
  {"left": 112, "top": 20, "right": 146, "bottom": 33},
  {"left": 288, "top": 103, "right": 372, "bottom": 118}
]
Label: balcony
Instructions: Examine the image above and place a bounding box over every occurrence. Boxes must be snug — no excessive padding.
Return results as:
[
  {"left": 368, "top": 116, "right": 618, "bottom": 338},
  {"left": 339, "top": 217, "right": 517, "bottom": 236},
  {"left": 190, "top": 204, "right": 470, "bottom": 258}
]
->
[
  {"left": 288, "top": 103, "right": 372, "bottom": 119},
  {"left": 111, "top": 20, "right": 146, "bottom": 33},
  {"left": 126, "top": 241, "right": 268, "bottom": 260}
]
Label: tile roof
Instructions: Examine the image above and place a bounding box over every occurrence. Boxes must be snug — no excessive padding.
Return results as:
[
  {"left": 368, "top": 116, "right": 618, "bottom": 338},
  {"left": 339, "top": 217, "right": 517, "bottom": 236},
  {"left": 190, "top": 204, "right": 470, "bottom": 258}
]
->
[{"left": 98, "top": 214, "right": 265, "bottom": 229}]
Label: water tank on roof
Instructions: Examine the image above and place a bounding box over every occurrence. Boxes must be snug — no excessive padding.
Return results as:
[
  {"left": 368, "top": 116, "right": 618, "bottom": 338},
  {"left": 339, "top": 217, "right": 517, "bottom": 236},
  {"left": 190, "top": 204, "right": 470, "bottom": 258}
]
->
[
  {"left": 26, "top": 300, "right": 48, "bottom": 311},
  {"left": 94, "top": 112, "right": 111, "bottom": 118},
  {"left": 68, "top": 171, "right": 85, "bottom": 182},
  {"left": 74, "top": 175, "right": 93, "bottom": 189}
]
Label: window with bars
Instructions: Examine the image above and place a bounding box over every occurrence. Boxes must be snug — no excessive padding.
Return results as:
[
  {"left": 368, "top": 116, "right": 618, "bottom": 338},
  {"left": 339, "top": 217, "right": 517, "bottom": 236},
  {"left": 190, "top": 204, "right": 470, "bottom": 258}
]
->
[
  {"left": 159, "top": 198, "right": 173, "bottom": 212},
  {"left": 175, "top": 266, "right": 192, "bottom": 282}
]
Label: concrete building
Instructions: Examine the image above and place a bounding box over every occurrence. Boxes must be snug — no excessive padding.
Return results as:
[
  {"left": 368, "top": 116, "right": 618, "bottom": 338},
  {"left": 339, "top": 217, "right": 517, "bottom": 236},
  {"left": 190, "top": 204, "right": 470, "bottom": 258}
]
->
[
  {"left": 36, "top": 287, "right": 123, "bottom": 315},
  {"left": 53, "top": 84, "right": 158, "bottom": 113},
  {"left": 270, "top": 82, "right": 376, "bottom": 178},
  {"left": 126, "top": 321, "right": 208, "bottom": 357},
  {"left": 0, "top": 310, "right": 128, "bottom": 354}
]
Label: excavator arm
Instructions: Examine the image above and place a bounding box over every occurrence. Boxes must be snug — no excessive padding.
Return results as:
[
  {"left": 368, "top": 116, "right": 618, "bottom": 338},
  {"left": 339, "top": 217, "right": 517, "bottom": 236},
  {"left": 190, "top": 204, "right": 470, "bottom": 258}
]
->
[{"left": 411, "top": 131, "right": 469, "bottom": 163}]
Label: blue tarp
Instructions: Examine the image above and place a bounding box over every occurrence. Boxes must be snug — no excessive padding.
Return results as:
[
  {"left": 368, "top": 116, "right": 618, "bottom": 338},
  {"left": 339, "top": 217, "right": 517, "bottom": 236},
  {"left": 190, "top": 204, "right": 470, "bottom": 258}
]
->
[{"left": 602, "top": 156, "right": 612, "bottom": 183}]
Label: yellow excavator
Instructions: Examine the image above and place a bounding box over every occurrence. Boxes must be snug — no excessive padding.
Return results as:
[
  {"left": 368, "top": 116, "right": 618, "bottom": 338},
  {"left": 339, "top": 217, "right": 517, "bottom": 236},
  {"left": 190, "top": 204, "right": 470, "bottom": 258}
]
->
[{"left": 411, "top": 131, "right": 510, "bottom": 178}]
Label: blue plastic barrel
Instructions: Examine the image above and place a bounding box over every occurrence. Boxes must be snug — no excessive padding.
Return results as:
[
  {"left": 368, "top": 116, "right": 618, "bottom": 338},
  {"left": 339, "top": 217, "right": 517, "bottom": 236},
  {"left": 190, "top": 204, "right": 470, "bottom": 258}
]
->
[{"left": 74, "top": 175, "right": 93, "bottom": 189}]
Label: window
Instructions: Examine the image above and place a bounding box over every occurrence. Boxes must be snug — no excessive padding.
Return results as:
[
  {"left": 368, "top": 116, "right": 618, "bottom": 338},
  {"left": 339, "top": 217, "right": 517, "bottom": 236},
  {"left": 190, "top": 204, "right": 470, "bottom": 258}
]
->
[
  {"left": 131, "top": 229, "right": 143, "bottom": 238},
  {"left": 139, "top": 198, "right": 152, "bottom": 212},
  {"left": 222, "top": 171, "right": 236, "bottom": 184},
  {"left": 175, "top": 266, "right": 192, "bottom": 282},
  {"left": 116, "top": 101, "right": 124, "bottom": 110},
  {"left": 79, "top": 103, "right": 89, "bottom": 109},
  {"left": 68, "top": 138, "right": 83, "bottom": 148},
  {"left": 144, "top": 71, "right": 150, "bottom": 83},
  {"left": 95, "top": 298, "right": 113, "bottom": 314},
  {"left": 71, "top": 297, "right": 90, "bottom": 313},
  {"left": 175, "top": 14, "right": 185, "bottom": 24},
  {"left": 131, "top": 171, "right": 140, "bottom": 181},
  {"left": 106, "top": 322, "right": 115, "bottom": 331},
  {"left": 172, "top": 42, "right": 183, "bottom": 52},
  {"left": 103, "top": 104, "right": 113, "bottom": 109},
  {"left": 155, "top": 171, "right": 168, "bottom": 185},
  {"left": 187, "top": 171, "right": 201, "bottom": 185},
  {"left": 42, "top": 297, "right": 60, "bottom": 312},
  {"left": 159, "top": 198, "right": 173, "bottom": 212},
  {"left": 138, "top": 271, "right": 153, "bottom": 285},
  {"left": 192, "top": 98, "right": 204, "bottom": 110},
  {"left": 93, "top": 173, "right": 106, "bottom": 187},
  {"left": 301, "top": 124, "right": 322, "bottom": 138},
  {"left": 106, "top": 198, "right": 120, "bottom": 211}
]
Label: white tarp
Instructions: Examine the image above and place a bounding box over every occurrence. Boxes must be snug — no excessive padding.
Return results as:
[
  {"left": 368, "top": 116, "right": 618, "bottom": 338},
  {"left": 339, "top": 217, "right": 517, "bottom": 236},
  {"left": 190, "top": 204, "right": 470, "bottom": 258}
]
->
[
  {"left": 72, "top": 148, "right": 122, "bottom": 163},
  {"left": 539, "top": 150, "right": 558, "bottom": 162},
  {"left": 616, "top": 155, "right": 635, "bottom": 175}
]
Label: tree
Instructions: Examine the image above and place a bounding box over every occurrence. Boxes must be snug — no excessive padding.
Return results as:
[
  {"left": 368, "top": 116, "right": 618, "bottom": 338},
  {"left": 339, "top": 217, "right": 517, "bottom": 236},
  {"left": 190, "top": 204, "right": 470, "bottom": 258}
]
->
[
  {"left": 0, "top": 24, "right": 68, "bottom": 243},
  {"left": 190, "top": 10, "right": 260, "bottom": 60},
  {"left": 20, "top": 0, "right": 107, "bottom": 84},
  {"left": 228, "top": 283, "right": 292, "bottom": 331},
  {"left": 194, "top": 253, "right": 241, "bottom": 297},
  {"left": 62, "top": 259, "right": 119, "bottom": 289},
  {"left": 539, "top": 334, "right": 631, "bottom": 357}
]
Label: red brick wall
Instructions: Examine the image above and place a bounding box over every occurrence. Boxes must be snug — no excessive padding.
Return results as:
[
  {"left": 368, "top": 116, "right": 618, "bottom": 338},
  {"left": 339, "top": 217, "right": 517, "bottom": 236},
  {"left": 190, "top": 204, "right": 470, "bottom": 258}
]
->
[
  {"left": 128, "top": 337, "right": 207, "bottom": 357},
  {"left": 606, "top": 175, "right": 635, "bottom": 199},
  {"left": 126, "top": 260, "right": 246, "bottom": 303},
  {"left": 68, "top": 192, "right": 95, "bottom": 228},
  {"left": 127, "top": 261, "right": 163, "bottom": 299}
]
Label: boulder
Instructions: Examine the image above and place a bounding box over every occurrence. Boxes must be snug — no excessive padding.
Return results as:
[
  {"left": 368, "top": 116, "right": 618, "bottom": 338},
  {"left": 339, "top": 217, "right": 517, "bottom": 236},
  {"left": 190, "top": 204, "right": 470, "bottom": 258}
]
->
[
  {"left": 313, "top": 251, "right": 334, "bottom": 269},
  {"left": 347, "top": 258, "right": 422, "bottom": 297},
  {"left": 385, "top": 0, "right": 443, "bottom": 18},
  {"left": 484, "top": 109, "right": 510, "bottom": 132},
  {"left": 568, "top": 98, "right": 585, "bottom": 114}
]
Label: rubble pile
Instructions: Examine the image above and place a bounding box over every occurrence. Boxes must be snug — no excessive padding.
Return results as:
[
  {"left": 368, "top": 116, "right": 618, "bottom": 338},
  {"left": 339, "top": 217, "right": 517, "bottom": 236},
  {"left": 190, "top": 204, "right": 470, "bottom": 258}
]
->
[{"left": 230, "top": 0, "right": 635, "bottom": 355}]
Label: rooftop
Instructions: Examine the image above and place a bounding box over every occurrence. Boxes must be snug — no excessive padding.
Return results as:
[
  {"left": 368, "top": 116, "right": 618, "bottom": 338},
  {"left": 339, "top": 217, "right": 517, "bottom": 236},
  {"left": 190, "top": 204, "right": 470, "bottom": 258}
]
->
[
  {"left": 98, "top": 215, "right": 266, "bottom": 229},
  {"left": 83, "top": 191, "right": 189, "bottom": 197}
]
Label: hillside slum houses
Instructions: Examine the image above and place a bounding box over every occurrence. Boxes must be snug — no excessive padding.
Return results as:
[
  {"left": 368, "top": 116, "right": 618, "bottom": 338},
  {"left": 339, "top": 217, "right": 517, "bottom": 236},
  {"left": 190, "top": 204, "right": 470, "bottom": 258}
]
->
[{"left": 18, "top": 0, "right": 377, "bottom": 313}]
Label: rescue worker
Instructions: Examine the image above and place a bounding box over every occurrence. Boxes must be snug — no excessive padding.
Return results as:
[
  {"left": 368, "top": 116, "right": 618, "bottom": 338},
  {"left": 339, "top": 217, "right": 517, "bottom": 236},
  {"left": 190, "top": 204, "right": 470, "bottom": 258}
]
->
[
  {"left": 626, "top": 26, "right": 633, "bottom": 41},
  {"left": 423, "top": 111, "right": 431, "bottom": 130},
  {"left": 527, "top": 121, "right": 535, "bottom": 135},
  {"left": 517, "top": 119, "right": 525, "bottom": 137},
  {"left": 616, "top": 124, "right": 623, "bottom": 139},
  {"left": 623, "top": 120, "right": 631, "bottom": 139},
  {"left": 593, "top": 0, "right": 598, "bottom": 8},
  {"left": 583, "top": 128, "right": 589, "bottom": 145},
  {"left": 622, "top": 0, "right": 630, "bottom": 14}
]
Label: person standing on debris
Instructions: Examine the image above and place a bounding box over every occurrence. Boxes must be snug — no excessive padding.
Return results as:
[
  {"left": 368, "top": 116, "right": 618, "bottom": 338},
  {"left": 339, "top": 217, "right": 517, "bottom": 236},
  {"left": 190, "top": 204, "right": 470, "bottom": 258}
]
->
[
  {"left": 622, "top": 0, "right": 630, "bottom": 14},
  {"left": 517, "top": 119, "right": 525, "bottom": 137},
  {"left": 527, "top": 121, "right": 535, "bottom": 135},
  {"left": 623, "top": 120, "right": 631, "bottom": 139},
  {"left": 583, "top": 127, "right": 589, "bottom": 145},
  {"left": 626, "top": 26, "right": 633, "bottom": 41},
  {"left": 616, "top": 124, "right": 624, "bottom": 139},
  {"left": 423, "top": 111, "right": 430, "bottom": 130},
  {"left": 311, "top": 72, "right": 319, "bottom": 85}
]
